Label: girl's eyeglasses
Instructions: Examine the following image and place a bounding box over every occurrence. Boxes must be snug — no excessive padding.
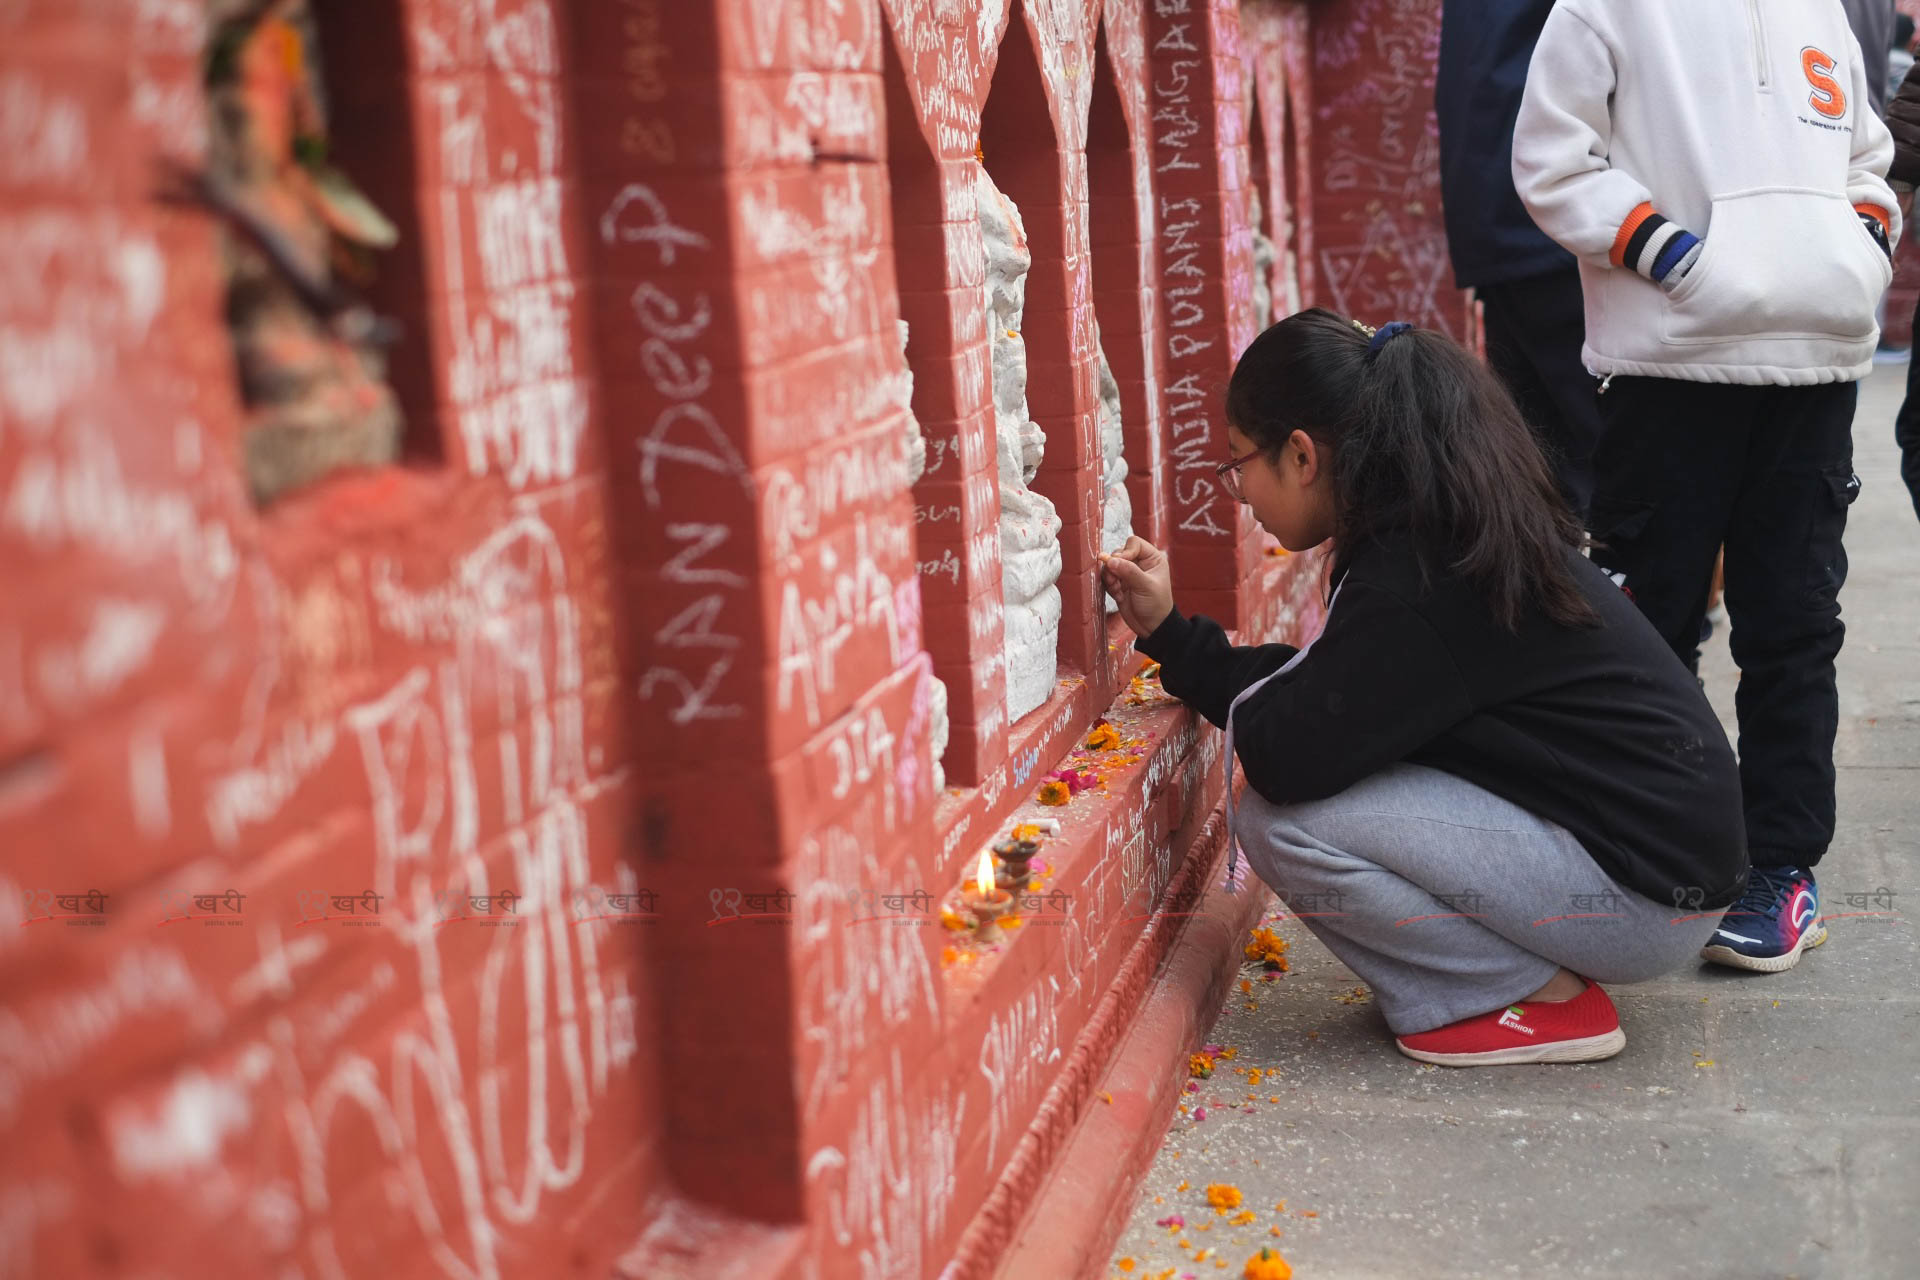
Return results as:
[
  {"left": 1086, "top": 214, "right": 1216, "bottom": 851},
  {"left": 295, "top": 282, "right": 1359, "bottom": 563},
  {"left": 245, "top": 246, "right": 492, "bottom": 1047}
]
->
[{"left": 1216, "top": 446, "right": 1259, "bottom": 502}]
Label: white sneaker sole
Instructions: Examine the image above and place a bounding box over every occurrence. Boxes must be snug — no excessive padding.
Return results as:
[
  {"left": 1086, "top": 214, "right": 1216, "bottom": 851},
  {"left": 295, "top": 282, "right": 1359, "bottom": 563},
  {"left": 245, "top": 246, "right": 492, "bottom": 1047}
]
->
[
  {"left": 1394, "top": 1027, "right": 1626, "bottom": 1067},
  {"left": 1700, "top": 923, "right": 1828, "bottom": 973}
]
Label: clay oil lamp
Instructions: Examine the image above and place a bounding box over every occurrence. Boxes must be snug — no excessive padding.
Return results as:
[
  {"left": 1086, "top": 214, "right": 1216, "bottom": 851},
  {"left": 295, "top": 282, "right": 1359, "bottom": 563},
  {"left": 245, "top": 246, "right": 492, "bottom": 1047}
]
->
[
  {"left": 992, "top": 836, "right": 1040, "bottom": 894},
  {"left": 965, "top": 844, "right": 1013, "bottom": 939}
]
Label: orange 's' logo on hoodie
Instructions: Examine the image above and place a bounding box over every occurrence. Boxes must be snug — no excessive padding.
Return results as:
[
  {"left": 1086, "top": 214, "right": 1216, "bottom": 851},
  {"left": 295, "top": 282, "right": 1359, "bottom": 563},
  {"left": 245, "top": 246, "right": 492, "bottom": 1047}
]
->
[{"left": 1802, "top": 47, "right": 1848, "bottom": 119}]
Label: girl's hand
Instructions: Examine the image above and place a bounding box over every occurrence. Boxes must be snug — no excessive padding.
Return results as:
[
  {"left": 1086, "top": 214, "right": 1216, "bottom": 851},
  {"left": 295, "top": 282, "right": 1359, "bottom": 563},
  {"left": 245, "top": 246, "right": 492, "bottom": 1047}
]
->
[{"left": 1100, "top": 537, "right": 1175, "bottom": 638}]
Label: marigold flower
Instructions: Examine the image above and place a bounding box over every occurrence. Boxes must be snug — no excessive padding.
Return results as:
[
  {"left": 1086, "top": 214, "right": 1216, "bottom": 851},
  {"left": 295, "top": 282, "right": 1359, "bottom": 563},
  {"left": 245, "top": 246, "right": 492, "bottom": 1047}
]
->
[
  {"left": 1188, "top": 1052, "right": 1214, "bottom": 1078},
  {"left": 1205, "top": 1183, "right": 1243, "bottom": 1211},
  {"left": 1242, "top": 1247, "right": 1291, "bottom": 1280},
  {"left": 1038, "top": 780, "right": 1072, "bottom": 806},
  {"left": 1243, "top": 927, "right": 1290, "bottom": 971},
  {"left": 1085, "top": 721, "right": 1121, "bottom": 751},
  {"left": 1011, "top": 822, "right": 1044, "bottom": 842}
]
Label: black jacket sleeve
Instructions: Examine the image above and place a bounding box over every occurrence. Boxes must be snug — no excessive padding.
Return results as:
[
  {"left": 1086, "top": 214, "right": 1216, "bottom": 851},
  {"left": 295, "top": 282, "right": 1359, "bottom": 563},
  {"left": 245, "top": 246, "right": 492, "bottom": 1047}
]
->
[
  {"left": 1135, "top": 609, "right": 1298, "bottom": 730},
  {"left": 1143, "top": 580, "right": 1477, "bottom": 805}
]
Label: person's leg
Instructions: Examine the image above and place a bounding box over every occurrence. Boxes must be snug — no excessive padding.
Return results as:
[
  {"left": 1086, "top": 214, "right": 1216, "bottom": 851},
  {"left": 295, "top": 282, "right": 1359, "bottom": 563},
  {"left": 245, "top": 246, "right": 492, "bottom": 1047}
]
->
[
  {"left": 1233, "top": 764, "right": 1719, "bottom": 1037},
  {"left": 1720, "top": 382, "right": 1857, "bottom": 871},
  {"left": 1587, "top": 377, "right": 1749, "bottom": 671},
  {"left": 1480, "top": 267, "right": 1606, "bottom": 519},
  {"left": 1895, "top": 291, "right": 1920, "bottom": 522}
]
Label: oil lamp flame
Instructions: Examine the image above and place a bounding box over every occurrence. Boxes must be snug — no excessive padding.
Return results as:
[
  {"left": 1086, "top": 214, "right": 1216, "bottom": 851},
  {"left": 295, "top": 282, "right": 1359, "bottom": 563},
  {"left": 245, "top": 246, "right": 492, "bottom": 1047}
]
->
[{"left": 975, "top": 845, "right": 996, "bottom": 896}]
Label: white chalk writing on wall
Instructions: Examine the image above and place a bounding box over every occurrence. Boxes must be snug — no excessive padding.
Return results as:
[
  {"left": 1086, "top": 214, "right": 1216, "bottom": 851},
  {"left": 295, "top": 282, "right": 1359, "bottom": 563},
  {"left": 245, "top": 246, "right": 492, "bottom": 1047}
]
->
[{"left": 1313, "top": 0, "right": 1461, "bottom": 337}]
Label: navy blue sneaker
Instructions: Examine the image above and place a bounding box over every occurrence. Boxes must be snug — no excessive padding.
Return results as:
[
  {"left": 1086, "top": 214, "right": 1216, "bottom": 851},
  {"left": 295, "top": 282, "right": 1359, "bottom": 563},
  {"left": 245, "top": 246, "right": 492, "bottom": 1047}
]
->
[{"left": 1701, "top": 865, "right": 1828, "bottom": 972}]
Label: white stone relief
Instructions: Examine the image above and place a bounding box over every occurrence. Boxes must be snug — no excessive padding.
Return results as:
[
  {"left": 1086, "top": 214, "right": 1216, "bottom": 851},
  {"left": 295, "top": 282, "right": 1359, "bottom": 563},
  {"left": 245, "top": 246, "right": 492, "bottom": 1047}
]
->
[
  {"left": 1250, "top": 186, "right": 1276, "bottom": 332},
  {"left": 894, "top": 317, "right": 948, "bottom": 790},
  {"left": 975, "top": 163, "right": 1062, "bottom": 725},
  {"left": 1093, "top": 327, "right": 1132, "bottom": 556}
]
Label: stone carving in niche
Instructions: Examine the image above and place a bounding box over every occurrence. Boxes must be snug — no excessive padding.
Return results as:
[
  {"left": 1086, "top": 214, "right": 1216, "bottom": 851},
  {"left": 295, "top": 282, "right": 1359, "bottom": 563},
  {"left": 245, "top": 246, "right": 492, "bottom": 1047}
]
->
[
  {"left": 895, "top": 318, "right": 948, "bottom": 791},
  {"left": 199, "top": 0, "right": 403, "bottom": 503},
  {"left": 1250, "top": 186, "right": 1276, "bottom": 332},
  {"left": 975, "top": 163, "right": 1063, "bottom": 725},
  {"left": 1093, "top": 327, "right": 1133, "bottom": 556}
]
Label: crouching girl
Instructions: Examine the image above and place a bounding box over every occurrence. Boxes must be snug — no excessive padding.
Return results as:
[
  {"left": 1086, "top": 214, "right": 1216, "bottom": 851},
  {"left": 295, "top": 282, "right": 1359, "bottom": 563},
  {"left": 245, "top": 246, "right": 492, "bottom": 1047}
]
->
[{"left": 1100, "top": 309, "right": 1744, "bottom": 1065}]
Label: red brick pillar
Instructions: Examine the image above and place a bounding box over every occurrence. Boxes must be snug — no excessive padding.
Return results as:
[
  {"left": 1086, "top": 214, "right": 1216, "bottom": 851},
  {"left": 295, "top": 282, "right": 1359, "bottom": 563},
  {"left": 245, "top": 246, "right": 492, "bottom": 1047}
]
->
[
  {"left": 1146, "top": 0, "right": 1263, "bottom": 629},
  {"left": 575, "top": 0, "right": 939, "bottom": 1216},
  {"left": 1307, "top": 0, "right": 1472, "bottom": 339}
]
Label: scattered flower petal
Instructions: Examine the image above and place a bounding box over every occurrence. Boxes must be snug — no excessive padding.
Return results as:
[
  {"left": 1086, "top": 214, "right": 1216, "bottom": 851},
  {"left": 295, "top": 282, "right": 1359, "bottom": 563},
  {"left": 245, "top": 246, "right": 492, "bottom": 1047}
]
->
[
  {"left": 1205, "top": 1184, "right": 1243, "bottom": 1211},
  {"left": 1244, "top": 928, "right": 1290, "bottom": 971}
]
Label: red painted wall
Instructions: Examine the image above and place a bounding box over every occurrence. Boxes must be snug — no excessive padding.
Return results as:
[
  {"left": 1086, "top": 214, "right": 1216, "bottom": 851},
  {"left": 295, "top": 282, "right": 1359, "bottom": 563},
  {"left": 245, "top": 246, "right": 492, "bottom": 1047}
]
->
[
  {"left": 0, "top": 2, "right": 1446, "bottom": 1278},
  {"left": 1306, "top": 0, "right": 1474, "bottom": 343}
]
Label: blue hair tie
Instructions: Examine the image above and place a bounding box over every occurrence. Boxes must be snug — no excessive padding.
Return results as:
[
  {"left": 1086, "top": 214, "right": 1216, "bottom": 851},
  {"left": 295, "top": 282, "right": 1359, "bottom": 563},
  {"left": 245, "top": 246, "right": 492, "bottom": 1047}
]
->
[{"left": 1367, "top": 320, "right": 1413, "bottom": 354}]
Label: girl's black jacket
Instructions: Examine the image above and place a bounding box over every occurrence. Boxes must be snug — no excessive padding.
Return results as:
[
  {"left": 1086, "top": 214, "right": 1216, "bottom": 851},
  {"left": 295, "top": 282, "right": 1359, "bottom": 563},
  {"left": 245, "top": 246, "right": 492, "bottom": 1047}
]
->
[{"left": 1136, "top": 537, "right": 1748, "bottom": 911}]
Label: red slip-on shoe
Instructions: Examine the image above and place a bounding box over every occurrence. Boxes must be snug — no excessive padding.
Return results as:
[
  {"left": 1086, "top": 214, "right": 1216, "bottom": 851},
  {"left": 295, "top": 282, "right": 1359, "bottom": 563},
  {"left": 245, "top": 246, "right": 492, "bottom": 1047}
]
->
[{"left": 1394, "top": 980, "right": 1626, "bottom": 1066}]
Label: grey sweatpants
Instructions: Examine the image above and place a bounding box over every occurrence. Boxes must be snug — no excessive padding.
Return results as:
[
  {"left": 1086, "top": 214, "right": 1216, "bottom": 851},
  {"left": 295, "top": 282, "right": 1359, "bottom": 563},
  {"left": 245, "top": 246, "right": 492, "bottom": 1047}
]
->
[{"left": 1234, "top": 763, "right": 1727, "bottom": 1035}]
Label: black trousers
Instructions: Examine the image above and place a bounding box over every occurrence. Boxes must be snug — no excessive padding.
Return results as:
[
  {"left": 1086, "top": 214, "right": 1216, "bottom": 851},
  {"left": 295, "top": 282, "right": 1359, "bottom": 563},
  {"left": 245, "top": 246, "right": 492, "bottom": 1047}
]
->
[
  {"left": 1588, "top": 377, "right": 1858, "bottom": 871},
  {"left": 1892, "top": 291, "right": 1920, "bottom": 521},
  {"left": 1481, "top": 266, "right": 1607, "bottom": 519}
]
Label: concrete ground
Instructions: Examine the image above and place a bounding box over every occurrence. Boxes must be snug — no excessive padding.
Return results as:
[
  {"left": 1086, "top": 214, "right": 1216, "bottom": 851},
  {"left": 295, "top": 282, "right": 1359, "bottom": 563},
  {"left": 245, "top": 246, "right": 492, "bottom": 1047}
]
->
[{"left": 1105, "top": 366, "right": 1920, "bottom": 1280}]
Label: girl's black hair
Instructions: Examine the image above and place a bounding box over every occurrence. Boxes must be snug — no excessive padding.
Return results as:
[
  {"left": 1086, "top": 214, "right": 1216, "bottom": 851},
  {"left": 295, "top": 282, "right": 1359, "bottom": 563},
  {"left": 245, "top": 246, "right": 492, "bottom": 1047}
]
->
[{"left": 1225, "top": 307, "right": 1599, "bottom": 631}]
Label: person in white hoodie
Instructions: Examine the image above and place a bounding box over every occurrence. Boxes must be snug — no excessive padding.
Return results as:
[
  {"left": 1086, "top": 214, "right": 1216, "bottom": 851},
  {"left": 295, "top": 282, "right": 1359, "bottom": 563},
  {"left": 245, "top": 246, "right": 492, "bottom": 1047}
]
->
[{"left": 1512, "top": 0, "right": 1900, "bottom": 975}]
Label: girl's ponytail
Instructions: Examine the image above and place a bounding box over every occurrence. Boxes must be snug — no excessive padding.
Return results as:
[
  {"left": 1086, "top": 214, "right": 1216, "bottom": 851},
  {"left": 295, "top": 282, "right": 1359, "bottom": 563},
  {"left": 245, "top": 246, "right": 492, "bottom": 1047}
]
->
[{"left": 1227, "top": 308, "right": 1598, "bottom": 631}]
